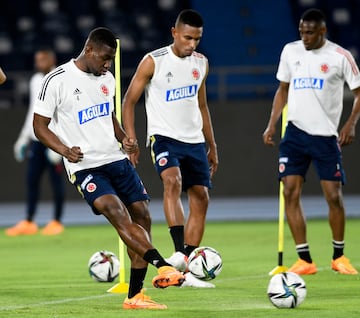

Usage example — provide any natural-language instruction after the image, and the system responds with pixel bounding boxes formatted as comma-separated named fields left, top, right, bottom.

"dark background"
left=1, top=98, right=359, bottom=202
left=1, top=0, right=360, bottom=202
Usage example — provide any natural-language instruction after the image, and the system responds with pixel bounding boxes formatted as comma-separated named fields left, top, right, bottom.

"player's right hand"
left=263, top=126, right=276, bottom=146
left=65, top=146, right=84, bottom=163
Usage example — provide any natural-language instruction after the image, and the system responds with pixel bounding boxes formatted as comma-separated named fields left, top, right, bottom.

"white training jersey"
left=33, top=59, right=127, bottom=178
left=145, top=45, right=207, bottom=143
left=277, top=39, right=360, bottom=136
left=20, top=72, right=45, bottom=141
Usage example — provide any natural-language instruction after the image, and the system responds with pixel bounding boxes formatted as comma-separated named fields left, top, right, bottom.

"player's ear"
left=171, top=27, right=177, bottom=39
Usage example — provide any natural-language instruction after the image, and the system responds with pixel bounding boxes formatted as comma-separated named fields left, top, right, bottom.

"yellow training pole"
left=107, top=39, right=129, bottom=294
left=269, top=105, right=288, bottom=275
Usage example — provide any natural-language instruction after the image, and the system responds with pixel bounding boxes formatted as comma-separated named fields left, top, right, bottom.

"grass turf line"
left=1, top=220, right=360, bottom=317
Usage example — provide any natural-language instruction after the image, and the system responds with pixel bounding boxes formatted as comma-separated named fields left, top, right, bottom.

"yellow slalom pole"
left=107, top=39, right=129, bottom=294
left=269, top=105, right=288, bottom=276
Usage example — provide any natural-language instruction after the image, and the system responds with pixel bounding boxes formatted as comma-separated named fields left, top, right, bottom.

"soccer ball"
left=88, top=250, right=120, bottom=282
left=267, top=272, right=307, bottom=308
left=187, top=246, right=223, bottom=280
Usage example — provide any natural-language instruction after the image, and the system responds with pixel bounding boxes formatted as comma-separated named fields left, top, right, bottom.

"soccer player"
left=33, top=27, right=184, bottom=309
left=263, top=8, right=360, bottom=275
left=122, top=9, right=218, bottom=287
left=0, top=66, right=6, bottom=84
left=7, top=49, right=65, bottom=236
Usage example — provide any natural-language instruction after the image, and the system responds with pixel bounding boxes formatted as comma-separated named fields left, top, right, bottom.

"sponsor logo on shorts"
left=293, top=77, right=324, bottom=90
left=166, top=85, right=197, bottom=101
left=279, top=163, right=286, bottom=173
left=80, top=174, right=93, bottom=190
left=155, top=151, right=169, bottom=161
left=78, top=102, right=110, bottom=125
left=279, top=157, right=288, bottom=163
left=159, top=157, right=168, bottom=167
left=86, top=182, right=97, bottom=193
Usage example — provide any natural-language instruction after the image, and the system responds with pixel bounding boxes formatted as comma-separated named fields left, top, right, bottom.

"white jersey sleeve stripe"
left=38, top=68, right=65, bottom=101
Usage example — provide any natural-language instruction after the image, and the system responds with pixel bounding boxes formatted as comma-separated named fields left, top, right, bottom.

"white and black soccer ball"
left=187, top=246, right=223, bottom=281
left=88, top=250, right=120, bottom=282
left=267, top=272, right=307, bottom=308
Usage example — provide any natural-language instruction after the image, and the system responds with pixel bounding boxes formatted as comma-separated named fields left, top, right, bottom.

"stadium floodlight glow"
left=269, top=105, right=288, bottom=276
left=107, top=39, right=129, bottom=294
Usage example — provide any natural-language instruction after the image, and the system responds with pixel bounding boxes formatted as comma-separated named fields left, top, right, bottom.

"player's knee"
left=163, top=174, right=182, bottom=192
left=325, top=191, right=343, bottom=208
left=282, top=186, right=301, bottom=202
left=190, top=186, right=209, bottom=205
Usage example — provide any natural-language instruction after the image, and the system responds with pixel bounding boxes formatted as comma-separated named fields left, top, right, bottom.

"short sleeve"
left=33, top=71, right=59, bottom=119
left=340, top=48, right=360, bottom=90
left=276, top=45, right=291, bottom=83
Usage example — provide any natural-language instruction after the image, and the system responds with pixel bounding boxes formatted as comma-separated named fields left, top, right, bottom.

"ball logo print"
left=88, top=250, right=120, bottom=282
left=187, top=246, right=223, bottom=281
left=267, top=272, right=307, bottom=308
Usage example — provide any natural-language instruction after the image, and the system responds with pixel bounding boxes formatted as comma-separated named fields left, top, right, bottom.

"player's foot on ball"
left=123, top=290, right=167, bottom=309
left=5, top=220, right=38, bottom=236
left=331, top=255, right=358, bottom=275
left=165, top=251, right=188, bottom=272
left=41, top=220, right=64, bottom=235
left=181, top=272, right=215, bottom=288
left=288, top=258, right=317, bottom=275
left=152, top=266, right=185, bottom=288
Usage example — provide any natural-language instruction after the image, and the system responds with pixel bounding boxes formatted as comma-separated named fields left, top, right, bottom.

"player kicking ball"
left=33, top=27, right=185, bottom=310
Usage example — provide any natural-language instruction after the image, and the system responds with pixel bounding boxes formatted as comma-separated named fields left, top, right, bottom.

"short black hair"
left=88, top=27, right=117, bottom=49
left=176, top=9, right=203, bottom=28
left=301, top=8, right=326, bottom=24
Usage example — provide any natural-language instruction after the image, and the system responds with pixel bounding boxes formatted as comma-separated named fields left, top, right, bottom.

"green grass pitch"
left=1, top=219, right=360, bottom=317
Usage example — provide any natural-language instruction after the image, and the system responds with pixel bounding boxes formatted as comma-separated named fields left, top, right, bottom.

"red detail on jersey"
left=86, top=183, right=97, bottom=193
left=320, top=63, right=329, bottom=73
left=101, top=84, right=109, bottom=96
left=336, top=47, right=359, bottom=75
left=192, top=68, right=200, bottom=80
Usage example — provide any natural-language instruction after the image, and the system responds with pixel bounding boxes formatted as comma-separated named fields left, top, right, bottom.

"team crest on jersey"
left=320, top=63, right=329, bottom=73
left=100, top=84, right=109, bottom=96
left=192, top=68, right=200, bottom=80
left=86, top=182, right=97, bottom=193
